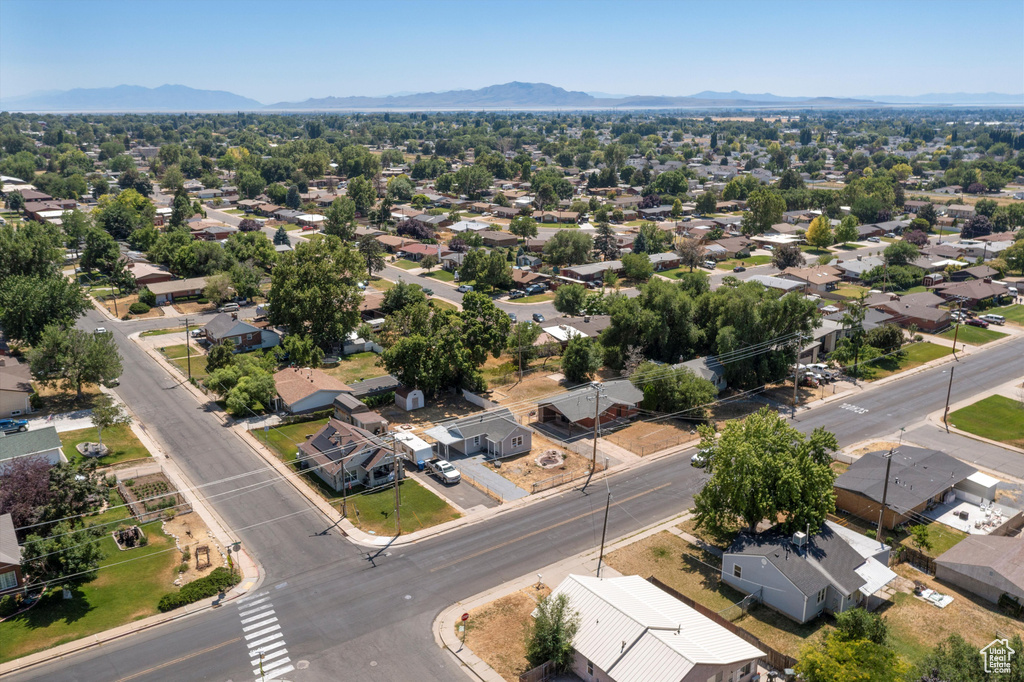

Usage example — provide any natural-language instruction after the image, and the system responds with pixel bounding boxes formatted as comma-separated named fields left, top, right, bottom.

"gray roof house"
left=721, top=522, right=897, bottom=624
left=935, top=536, right=1024, bottom=605
left=537, top=379, right=643, bottom=429
left=675, top=357, right=727, bottom=393
left=833, top=256, right=884, bottom=281
left=0, top=513, right=23, bottom=594
left=203, top=313, right=280, bottom=352
left=0, top=426, right=66, bottom=468
left=424, top=407, right=532, bottom=460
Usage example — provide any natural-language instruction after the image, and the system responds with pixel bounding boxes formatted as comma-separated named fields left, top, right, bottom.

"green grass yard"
left=862, top=342, right=953, bottom=381
left=61, top=424, right=151, bottom=466
left=715, top=255, right=771, bottom=270
left=321, top=351, right=386, bottom=384
left=158, top=344, right=191, bottom=359
left=948, top=395, right=1024, bottom=448
left=260, top=417, right=330, bottom=463
left=392, top=258, right=420, bottom=270
left=0, top=520, right=178, bottom=663
left=656, top=266, right=702, bottom=279
left=997, top=304, right=1024, bottom=325
left=425, top=270, right=455, bottom=282
left=899, top=521, right=968, bottom=558
left=170, top=355, right=209, bottom=380
left=429, top=298, right=458, bottom=311
left=799, top=246, right=831, bottom=256
left=834, top=284, right=870, bottom=300
left=938, top=325, right=1008, bottom=346
left=343, top=479, right=459, bottom=536
left=140, top=327, right=185, bottom=337
left=517, top=292, right=555, bottom=304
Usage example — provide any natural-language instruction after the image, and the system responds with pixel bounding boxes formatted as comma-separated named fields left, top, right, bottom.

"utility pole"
left=876, top=449, right=895, bottom=535
left=183, top=317, right=193, bottom=380
left=942, top=366, right=956, bottom=433
left=950, top=297, right=964, bottom=358
left=392, top=438, right=402, bottom=536
left=581, top=385, right=603, bottom=493
left=792, top=334, right=802, bottom=417
left=596, top=492, right=612, bottom=578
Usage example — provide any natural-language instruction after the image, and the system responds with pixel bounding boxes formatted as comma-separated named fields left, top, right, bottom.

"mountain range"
left=1, top=82, right=1021, bottom=112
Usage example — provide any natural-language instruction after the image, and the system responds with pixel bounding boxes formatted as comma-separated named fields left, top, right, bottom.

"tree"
left=161, top=165, right=184, bottom=194
left=237, top=218, right=261, bottom=233
left=346, top=176, right=376, bottom=214
left=960, top=214, right=992, bottom=240
left=909, top=524, right=933, bottom=551
left=771, top=243, right=804, bottom=269
left=525, top=593, right=580, bottom=672
left=806, top=215, right=834, bottom=249
left=695, top=190, right=717, bottom=215
left=357, top=234, right=386, bottom=277
left=741, top=188, right=786, bottom=236
left=206, top=339, right=236, bottom=372
left=634, top=222, right=670, bottom=254
left=285, top=185, right=301, bottom=210
left=22, top=520, right=104, bottom=586
left=80, top=227, right=120, bottom=273
left=420, top=253, right=439, bottom=272
left=322, top=196, right=356, bottom=240
left=508, top=215, right=538, bottom=240
left=797, top=632, right=906, bottom=682
left=917, top=202, right=937, bottom=226
left=0, top=455, right=53, bottom=532
left=1004, top=239, right=1024, bottom=275
left=279, top=334, right=325, bottom=368
left=864, top=323, right=905, bottom=354
left=562, top=336, right=601, bottom=384
left=28, top=325, right=123, bottom=400
left=507, top=320, right=541, bottom=374
left=553, top=283, right=587, bottom=316
left=268, top=236, right=365, bottom=349
left=833, top=608, right=889, bottom=646
left=0, top=221, right=63, bottom=281
left=6, top=190, right=25, bottom=212
left=693, top=407, right=837, bottom=534
left=94, top=189, right=155, bottom=240
left=913, top=633, right=1024, bottom=682
left=834, top=215, right=859, bottom=246
left=903, top=229, right=929, bottom=247
left=460, top=292, right=513, bottom=365
left=0, top=276, right=90, bottom=345
left=676, top=237, right=703, bottom=272
left=381, top=281, right=427, bottom=314
left=621, top=252, right=653, bottom=281
left=593, top=222, right=619, bottom=260
left=273, top=225, right=289, bottom=246
left=973, top=198, right=997, bottom=218
left=543, top=230, right=593, bottom=266
left=225, top=232, right=277, bottom=270
left=883, top=240, right=919, bottom=266
left=90, top=395, right=131, bottom=450
left=203, top=272, right=234, bottom=305
left=631, top=362, right=717, bottom=418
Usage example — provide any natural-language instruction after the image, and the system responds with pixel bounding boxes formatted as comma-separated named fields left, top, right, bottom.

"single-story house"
left=398, top=243, right=450, bottom=262
left=204, top=313, right=280, bottom=351
left=0, top=357, right=33, bottom=418
left=745, top=274, right=804, bottom=294
left=346, top=374, right=401, bottom=400
left=935, top=535, right=1024, bottom=605
left=931, top=279, right=1009, bottom=309
left=721, top=522, right=897, bottom=624
left=779, top=266, right=842, bottom=295
left=492, top=206, right=519, bottom=219
left=676, top=357, right=727, bottom=393
left=833, top=256, right=884, bottom=282
left=273, top=209, right=304, bottom=224
left=561, top=261, right=623, bottom=283
left=127, top=261, right=175, bottom=286
left=447, top=219, right=490, bottom=233
left=648, top=252, right=681, bottom=271
left=0, top=426, right=66, bottom=468
left=949, top=264, right=999, bottom=282
left=375, top=234, right=411, bottom=253
left=872, top=299, right=951, bottom=332
left=272, top=367, right=352, bottom=414
left=297, top=214, right=325, bottom=230
left=147, top=277, right=209, bottom=305
left=946, top=204, right=976, bottom=220
left=477, top=230, right=518, bottom=248
left=359, top=293, right=387, bottom=321
left=708, top=237, right=752, bottom=260
left=834, top=446, right=976, bottom=530
left=297, top=418, right=397, bottom=491
left=546, top=574, right=764, bottom=682
left=533, top=210, right=579, bottom=224
left=424, top=407, right=532, bottom=460
left=516, top=253, right=542, bottom=268
left=537, top=379, right=643, bottom=429
left=0, top=514, right=23, bottom=595
left=332, top=393, right=389, bottom=435
left=394, top=387, right=424, bottom=412
left=638, top=205, right=674, bottom=220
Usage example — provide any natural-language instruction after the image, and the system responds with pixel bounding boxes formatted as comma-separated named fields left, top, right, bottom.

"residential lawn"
left=222, top=208, right=243, bottom=215
left=343, top=478, right=459, bottom=536
left=0, top=521, right=178, bottom=663
left=158, top=344, right=192, bottom=359
left=896, top=285, right=927, bottom=294
left=170, top=355, right=209, bottom=381
left=140, top=327, right=185, bottom=337
left=898, top=521, right=968, bottom=558
left=948, top=394, right=1024, bottom=448
left=881, top=237, right=898, bottom=243
left=997, top=304, right=1024, bottom=325
left=429, top=298, right=458, bottom=311
left=392, top=258, right=420, bottom=270
left=517, top=292, right=555, bottom=304
left=623, top=220, right=647, bottom=227
left=425, top=269, right=455, bottom=282
left=31, top=382, right=105, bottom=416
left=937, top=325, right=1008, bottom=346
left=715, top=255, right=772, bottom=270
left=259, top=417, right=330, bottom=463
left=321, top=351, right=385, bottom=384
left=800, top=246, right=831, bottom=255
left=834, top=284, right=870, bottom=299
left=369, top=277, right=395, bottom=291
left=657, top=266, right=701, bottom=279
left=861, top=342, right=953, bottom=381
left=61, top=424, right=151, bottom=466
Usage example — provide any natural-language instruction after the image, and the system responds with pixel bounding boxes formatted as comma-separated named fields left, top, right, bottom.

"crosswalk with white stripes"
left=236, top=591, right=294, bottom=680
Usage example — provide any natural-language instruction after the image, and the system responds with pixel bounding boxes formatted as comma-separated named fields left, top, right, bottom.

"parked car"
left=965, top=318, right=989, bottom=328
left=884, top=232, right=897, bottom=238
left=426, top=458, right=461, bottom=484
left=508, top=312, right=517, bottom=323
left=532, top=313, right=545, bottom=323
left=422, top=288, right=434, bottom=296
left=220, top=302, right=240, bottom=313
left=866, top=236, right=881, bottom=243
left=733, top=266, right=746, bottom=273
left=702, top=260, right=717, bottom=269
left=93, top=327, right=107, bottom=335
left=979, top=314, right=1005, bottom=325
left=508, top=290, right=526, bottom=299
left=191, top=328, right=204, bottom=338
left=951, top=311, right=968, bottom=322
left=690, top=448, right=713, bottom=468
left=0, top=418, right=28, bottom=434
left=456, top=285, right=473, bottom=293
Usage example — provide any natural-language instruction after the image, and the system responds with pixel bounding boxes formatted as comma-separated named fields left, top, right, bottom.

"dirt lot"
left=379, top=393, right=479, bottom=428
left=172, top=300, right=217, bottom=315
left=161, top=512, right=227, bottom=585
left=31, top=381, right=105, bottom=415
left=487, top=433, right=599, bottom=492
left=460, top=585, right=551, bottom=682
left=101, top=293, right=165, bottom=319
left=847, top=440, right=903, bottom=458
left=605, top=419, right=699, bottom=456
left=487, top=366, right=566, bottom=407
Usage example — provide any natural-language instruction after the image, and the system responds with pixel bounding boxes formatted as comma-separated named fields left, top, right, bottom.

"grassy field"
left=715, top=255, right=772, bottom=270
left=948, top=395, right=1024, bottom=448
left=392, top=259, right=420, bottom=270
left=170, top=355, right=209, bottom=380
left=343, top=478, right=459, bottom=536
left=800, top=246, right=832, bottom=255
left=322, top=351, right=385, bottom=384
left=862, top=342, right=953, bottom=381
left=834, top=284, right=870, bottom=299
left=938, top=325, right=1008, bottom=346
left=0, top=520, right=178, bottom=663
left=657, top=266, right=703, bottom=279
left=425, top=270, right=455, bottom=282
left=61, top=424, right=152, bottom=466
left=997, top=304, right=1024, bottom=325
left=260, top=417, right=330, bottom=463
left=460, top=585, right=551, bottom=681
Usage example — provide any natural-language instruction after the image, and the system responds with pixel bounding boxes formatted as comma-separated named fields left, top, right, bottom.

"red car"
left=965, top=318, right=989, bottom=328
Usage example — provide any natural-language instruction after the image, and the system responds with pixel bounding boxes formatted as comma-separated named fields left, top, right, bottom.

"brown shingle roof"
left=274, top=367, right=351, bottom=407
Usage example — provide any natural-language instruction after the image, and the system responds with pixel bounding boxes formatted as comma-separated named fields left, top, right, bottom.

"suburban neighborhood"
left=0, top=3, right=1023, bottom=681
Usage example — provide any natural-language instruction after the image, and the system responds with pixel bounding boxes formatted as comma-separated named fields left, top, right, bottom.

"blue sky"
left=2, top=0, right=1021, bottom=102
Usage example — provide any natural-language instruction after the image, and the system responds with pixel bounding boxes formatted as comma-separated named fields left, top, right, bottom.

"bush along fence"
left=157, top=567, right=240, bottom=612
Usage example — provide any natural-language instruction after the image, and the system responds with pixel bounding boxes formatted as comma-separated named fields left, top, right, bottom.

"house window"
left=733, top=564, right=742, bottom=579
left=0, top=570, right=16, bottom=591
left=741, top=662, right=752, bottom=676
left=817, top=588, right=827, bottom=603
left=472, top=436, right=480, bottom=446
left=246, top=333, right=253, bottom=341
left=587, top=660, right=594, bottom=675
left=707, top=673, right=723, bottom=682
left=511, top=436, right=523, bottom=448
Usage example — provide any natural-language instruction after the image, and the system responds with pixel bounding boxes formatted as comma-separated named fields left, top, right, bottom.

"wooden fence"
left=518, top=660, right=555, bottom=682
left=647, top=577, right=798, bottom=673
left=890, top=546, right=936, bottom=574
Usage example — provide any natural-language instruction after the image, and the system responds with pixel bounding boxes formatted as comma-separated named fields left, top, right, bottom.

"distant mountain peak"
left=0, top=84, right=263, bottom=112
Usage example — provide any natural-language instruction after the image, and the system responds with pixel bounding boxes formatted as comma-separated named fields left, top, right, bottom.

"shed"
left=394, top=387, right=425, bottom=412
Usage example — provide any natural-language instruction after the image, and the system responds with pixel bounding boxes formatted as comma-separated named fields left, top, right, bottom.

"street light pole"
left=877, top=449, right=895, bottom=534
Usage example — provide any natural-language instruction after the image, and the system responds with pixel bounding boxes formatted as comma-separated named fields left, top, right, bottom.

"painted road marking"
left=242, top=616, right=278, bottom=631
left=840, top=402, right=869, bottom=414
left=236, top=590, right=269, bottom=605
left=240, top=608, right=275, bottom=625
left=264, top=664, right=294, bottom=680
left=243, top=624, right=281, bottom=641
left=253, top=657, right=292, bottom=676
left=246, top=632, right=285, bottom=649
left=238, top=597, right=293, bottom=680
left=249, top=638, right=287, bottom=658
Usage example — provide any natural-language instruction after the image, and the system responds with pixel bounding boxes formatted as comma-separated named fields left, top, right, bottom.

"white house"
left=546, top=574, right=764, bottom=682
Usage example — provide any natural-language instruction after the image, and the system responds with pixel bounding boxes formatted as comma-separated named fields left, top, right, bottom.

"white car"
left=426, top=458, right=461, bottom=484
left=93, top=327, right=107, bottom=334
left=690, top=448, right=713, bottom=468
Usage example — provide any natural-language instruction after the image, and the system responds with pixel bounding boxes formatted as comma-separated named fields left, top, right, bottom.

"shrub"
left=177, top=563, right=189, bottom=574
left=138, top=287, right=157, bottom=307
left=197, top=297, right=209, bottom=304
left=181, top=547, right=191, bottom=562
left=157, top=567, right=240, bottom=612
left=0, top=594, right=20, bottom=618
left=129, top=302, right=151, bottom=315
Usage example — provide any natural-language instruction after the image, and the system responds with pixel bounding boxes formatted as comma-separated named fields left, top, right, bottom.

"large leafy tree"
left=543, top=230, right=593, bottom=266
left=268, top=236, right=366, bottom=349
left=771, top=243, right=804, bottom=269
left=323, top=196, right=357, bottom=240
left=0, top=277, right=90, bottom=345
left=633, top=222, right=670, bottom=254
left=562, top=336, right=602, bottom=383
left=0, top=221, right=63, bottom=281
left=28, top=325, right=123, bottom=400
left=508, top=215, right=538, bottom=240
left=805, top=215, right=834, bottom=249
left=80, top=227, right=121, bottom=273
left=796, top=632, right=906, bottom=682
left=593, top=221, right=619, bottom=260
left=913, top=633, right=1024, bottom=682
left=0, top=455, right=53, bottom=532
left=883, top=239, right=919, bottom=266
left=357, top=234, right=386, bottom=277
left=631, top=361, right=717, bottom=418
left=94, top=188, right=155, bottom=240
left=90, top=395, right=132, bottom=450
left=225, top=232, right=276, bottom=270
left=22, top=521, right=105, bottom=586
left=460, top=291, right=512, bottom=365
left=526, top=593, right=580, bottom=672
left=740, top=188, right=785, bottom=236
left=834, top=215, right=860, bottom=246
left=554, top=283, right=588, bottom=316
left=693, top=407, right=838, bottom=534
left=346, top=176, right=376, bottom=214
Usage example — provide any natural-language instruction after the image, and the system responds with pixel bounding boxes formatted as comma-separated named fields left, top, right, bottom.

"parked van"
left=979, top=314, right=1005, bottom=325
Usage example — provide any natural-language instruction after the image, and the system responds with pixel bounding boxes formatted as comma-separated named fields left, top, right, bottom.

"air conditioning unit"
left=792, top=531, right=808, bottom=548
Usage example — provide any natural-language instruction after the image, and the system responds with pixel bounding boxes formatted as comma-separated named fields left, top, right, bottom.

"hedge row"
left=157, top=567, right=239, bottom=612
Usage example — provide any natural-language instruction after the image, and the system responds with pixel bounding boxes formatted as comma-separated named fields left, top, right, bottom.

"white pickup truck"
left=426, top=458, right=461, bottom=484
